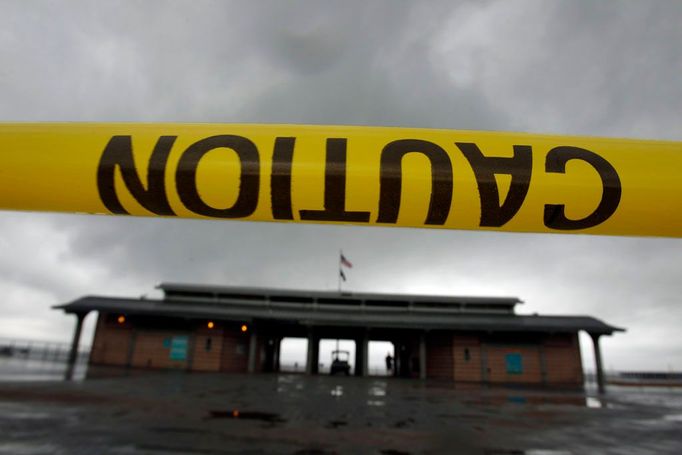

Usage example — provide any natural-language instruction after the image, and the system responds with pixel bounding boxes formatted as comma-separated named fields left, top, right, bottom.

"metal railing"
left=0, top=337, right=90, bottom=363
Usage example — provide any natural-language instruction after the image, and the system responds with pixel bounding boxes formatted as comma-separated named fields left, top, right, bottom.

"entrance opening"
left=279, top=337, right=308, bottom=373
left=368, top=341, right=395, bottom=376
left=318, top=339, right=356, bottom=375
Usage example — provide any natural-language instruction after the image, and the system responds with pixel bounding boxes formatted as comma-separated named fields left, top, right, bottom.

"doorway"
left=318, top=339, right=356, bottom=375
left=368, top=341, right=395, bottom=376
left=279, top=337, right=308, bottom=373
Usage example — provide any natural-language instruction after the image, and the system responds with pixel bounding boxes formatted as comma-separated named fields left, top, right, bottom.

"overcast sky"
left=0, top=0, right=681, bottom=371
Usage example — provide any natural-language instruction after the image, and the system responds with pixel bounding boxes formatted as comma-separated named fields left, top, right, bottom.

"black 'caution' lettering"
left=96, top=134, right=622, bottom=230
left=544, top=146, right=622, bottom=230
left=377, top=139, right=453, bottom=225
left=456, top=142, right=532, bottom=227
left=97, top=135, right=176, bottom=216
left=176, top=135, right=260, bottom=218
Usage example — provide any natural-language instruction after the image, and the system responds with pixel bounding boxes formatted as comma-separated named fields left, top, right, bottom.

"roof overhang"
left=54, top=295, right=624, bottom=335
left=157, top=282, right=524, bottom=306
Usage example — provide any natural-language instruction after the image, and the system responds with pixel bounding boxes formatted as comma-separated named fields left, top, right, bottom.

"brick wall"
left=130, top=330, right=189, bottom=370
left=485, top=345, right=543, bottom=384
left=89, top=315, right=584, bottom=385
left=543, top=333, right=583, bottom=385
left=89, top=313, right=132, bottom=366
left=191, top=328, right=224, bottom=372
left=452, top=335, right=482, bottom=382
left=90, top=315, right=252, bottom=372
left=426, top=333, right=454, bottom=379
left=220, top=328, right=249, bottom=373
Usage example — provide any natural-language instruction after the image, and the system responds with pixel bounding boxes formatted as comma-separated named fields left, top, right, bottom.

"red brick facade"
left=220, top=329, right=249, bottom=373
left=90, top=313, right=584, bottom=385
left=452, top=335, right=483, bottom=382
left=191, top=327, right=223, bottom=372
left=89, top=314, right=133, bottom=366
left=426, top=333, right=454, bottom=379
left=89, top=313, right=251, bottom=373
left=428, top=332, right=583, bottom=386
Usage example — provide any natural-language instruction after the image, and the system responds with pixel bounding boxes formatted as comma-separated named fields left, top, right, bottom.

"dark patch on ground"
left=208, top=409, right=285, bottom=424
left=291, top=449, right=337, bottom=455
left=325, top=420, right=347, bottom=429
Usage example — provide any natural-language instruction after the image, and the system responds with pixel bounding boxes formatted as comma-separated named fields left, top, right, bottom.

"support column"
left=247, top=330, right=258, bottom=373
left=64, top=312, right=87, bottom=380
left=363, top=335, right=369, bottom=377
left=274, top=337, right=281, bottom=372
left=355, top=332, right=368, bottom=377
left=393, top=340, right=400, bottom=377
left=354, top=337, right=363, bottom=376
left=306, top=329, right=319, bottom=374
left=590, top=333, right=605, bottom=394
left=419, top=332, right=427, bottom=380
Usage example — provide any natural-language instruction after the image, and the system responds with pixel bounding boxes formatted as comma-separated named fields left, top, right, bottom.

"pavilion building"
left=55, top=283, right=623, bottom=392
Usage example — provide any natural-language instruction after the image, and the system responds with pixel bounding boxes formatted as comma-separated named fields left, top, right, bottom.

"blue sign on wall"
left=505, top=353, right=523, bottom=374
left=169, top=335, right=189, bottom=361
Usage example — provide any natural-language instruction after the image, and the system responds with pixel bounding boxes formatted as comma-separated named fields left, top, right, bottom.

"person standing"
left=385, top=352, right=393, bottom=373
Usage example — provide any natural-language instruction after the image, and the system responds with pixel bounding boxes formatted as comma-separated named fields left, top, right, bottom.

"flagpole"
left=338, top=249, right=342, bottom=293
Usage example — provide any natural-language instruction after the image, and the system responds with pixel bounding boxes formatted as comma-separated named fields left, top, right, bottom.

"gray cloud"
left=0, top=0, right=681, bottom=371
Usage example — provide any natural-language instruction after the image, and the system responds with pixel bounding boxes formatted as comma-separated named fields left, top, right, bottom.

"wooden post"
left=64, top=312, right=87, bottom=380
left=419, top=332, right=427, bottom=380
left=306, top=329, right=317, bottom=374
left=247, top=330, right=258, bottom=373
left=590, top=333, right=605, bottom=394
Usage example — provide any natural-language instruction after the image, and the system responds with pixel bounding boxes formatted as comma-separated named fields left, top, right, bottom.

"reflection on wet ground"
left=0, top=370, right=680, bottom=454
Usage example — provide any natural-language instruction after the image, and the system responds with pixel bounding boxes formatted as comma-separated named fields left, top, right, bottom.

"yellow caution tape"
left=0, top=123, right=680, bottom=237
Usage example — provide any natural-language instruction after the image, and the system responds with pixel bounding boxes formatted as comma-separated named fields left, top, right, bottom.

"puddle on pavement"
left=151, top=426, right=211, bottom=435
left=207, top=409, right=285, bottom=424
left=291, top=449, right=336, bottom=455
left=486, top=451, right=573, bottom=455
left=392, top=417, right=415, bottom=428
left=325, top=419, right=347, bottom=429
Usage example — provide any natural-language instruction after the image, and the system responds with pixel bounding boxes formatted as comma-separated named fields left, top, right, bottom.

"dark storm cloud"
left=0, top=0, right=681, bottom=370
left=431, top=0, right=682, bottom=138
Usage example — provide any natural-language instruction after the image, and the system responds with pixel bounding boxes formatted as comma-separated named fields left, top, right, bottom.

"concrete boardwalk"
left=0, top=371, right=680, bottom=454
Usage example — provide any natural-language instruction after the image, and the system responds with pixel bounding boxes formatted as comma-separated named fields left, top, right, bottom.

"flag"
left=340, top=269, right=347, bottom=281
left=340, top=253, right=353, bottom=268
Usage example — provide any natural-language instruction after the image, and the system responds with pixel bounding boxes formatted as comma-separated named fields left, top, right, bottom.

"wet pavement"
left=0, top=371, right=680, bottom=454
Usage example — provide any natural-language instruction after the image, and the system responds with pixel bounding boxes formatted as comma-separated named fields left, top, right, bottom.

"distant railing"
left=616, top=371, right=682, bottom=381
left=0, top=337, right=90, bottom=363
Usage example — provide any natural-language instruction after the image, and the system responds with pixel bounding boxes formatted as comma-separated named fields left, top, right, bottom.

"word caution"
left=97, top=134, right=622, bottom=230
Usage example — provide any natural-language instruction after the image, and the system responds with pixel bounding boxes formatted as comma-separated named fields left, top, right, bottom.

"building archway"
left=318, top=339, right=356, bottom=374
left=279, top=337, right=308, bottom=373
left=368, top=341, right=395, bottom=376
